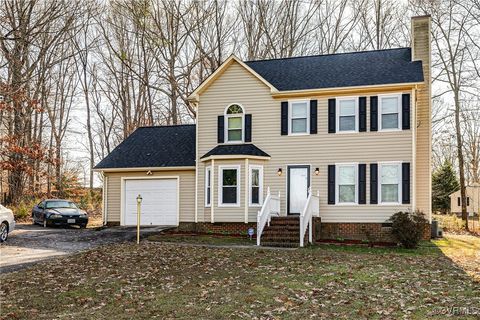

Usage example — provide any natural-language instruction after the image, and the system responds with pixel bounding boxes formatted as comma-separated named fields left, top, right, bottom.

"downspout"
left=245, top=159, right=249, bottom=223
left=211, top=159, right=215, bottom=223
left=102, top=171, right=108, bottom=226
left=412, top=86, right=417, bottom=214
left=193, top=101, right=199, bottom=223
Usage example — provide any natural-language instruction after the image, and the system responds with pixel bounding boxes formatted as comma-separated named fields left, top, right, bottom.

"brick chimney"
left=411, top=15, right=432, bottom=219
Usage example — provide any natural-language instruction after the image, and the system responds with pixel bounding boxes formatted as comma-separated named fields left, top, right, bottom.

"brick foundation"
left=317, top=222, right=431, bottom=242
left=109, top=220, right=431, bottom=242
left=175, top=222, right=256, bottom=235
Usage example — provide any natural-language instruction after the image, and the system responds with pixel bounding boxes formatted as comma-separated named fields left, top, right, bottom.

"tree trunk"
left=454, top=90, right=468, bottom=230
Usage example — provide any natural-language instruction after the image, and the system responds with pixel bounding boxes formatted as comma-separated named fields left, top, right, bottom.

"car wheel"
left=43, top=219, right=48, bottom=228
left=0, top=222, right=8, bottom=242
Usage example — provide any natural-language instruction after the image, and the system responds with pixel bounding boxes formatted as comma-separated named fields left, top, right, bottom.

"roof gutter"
left=93, top=166, right=196, bottom=173
left=200, top=155, right=270, bottom=162
left=271, top=82, right=424, bottom=99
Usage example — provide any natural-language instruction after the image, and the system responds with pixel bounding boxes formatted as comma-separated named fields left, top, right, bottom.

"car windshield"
left=45, top=201, right=77, bottom=209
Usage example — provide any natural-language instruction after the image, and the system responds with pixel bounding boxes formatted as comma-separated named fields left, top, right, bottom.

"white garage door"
left=124, top=178, right=178, bottom=226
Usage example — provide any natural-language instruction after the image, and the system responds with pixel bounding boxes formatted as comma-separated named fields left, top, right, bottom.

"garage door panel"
left=124, top=179, right=178, bottom=226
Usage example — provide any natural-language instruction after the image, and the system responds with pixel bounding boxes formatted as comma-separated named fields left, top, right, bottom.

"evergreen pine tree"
left=432, top=160, right=460, bottom=213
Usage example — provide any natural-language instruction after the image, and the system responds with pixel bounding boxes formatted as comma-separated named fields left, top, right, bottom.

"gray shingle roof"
left=94, top=125, right=195, bottom=169
left=245, top=48, right=424, bottom=91
left=201, top=144, right=270, bottom=159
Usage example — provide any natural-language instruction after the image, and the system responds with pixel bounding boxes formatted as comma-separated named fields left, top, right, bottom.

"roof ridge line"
left=245, top=47, right=411, bottom=63
left=138, top=124, right=196, bottom=129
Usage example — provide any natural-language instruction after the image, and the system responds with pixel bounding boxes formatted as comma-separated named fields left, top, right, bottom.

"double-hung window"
left=205, top=166, right=211, bottom=207
left=249, top=165, right=263, bottom=206
left=379, top=95, right=401, bottom=130
left=225, top=104, right=244, bottom=142
left=219, top=166, right=240, bottom=206
left=289, top=101, right=309, bottom=134
left=336, top=98, right=357, bottom=132
left=336, top=164, right=357, bottom=204
left=379, top=163, right=401, bottom=204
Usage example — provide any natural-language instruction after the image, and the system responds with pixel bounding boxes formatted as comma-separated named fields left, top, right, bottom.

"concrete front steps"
left=261, top=216, right=302, bottom=248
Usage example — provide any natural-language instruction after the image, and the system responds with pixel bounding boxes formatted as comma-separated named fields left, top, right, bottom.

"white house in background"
left=450, top=183, right=480, bottom=216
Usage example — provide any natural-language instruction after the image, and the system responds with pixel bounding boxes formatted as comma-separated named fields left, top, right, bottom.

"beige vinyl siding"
left=197, top=60, right=415, bottom=223
left=104, top=170, right=195, bottom=223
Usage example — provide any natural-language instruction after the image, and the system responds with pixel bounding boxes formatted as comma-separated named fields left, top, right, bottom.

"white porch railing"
left=257, top=187, right=280, bottom=246
left=299, top=187, right=320, bottom=247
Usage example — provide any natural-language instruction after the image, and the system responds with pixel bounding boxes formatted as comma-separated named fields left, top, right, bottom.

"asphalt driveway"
left=0, top=224, right=167, bottom=274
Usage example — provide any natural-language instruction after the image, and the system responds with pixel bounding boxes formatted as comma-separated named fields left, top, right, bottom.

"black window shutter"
left=281, top=101, right=288, bottom=135
left=328, top=99, right=336, bottom=133
left=358, top=164, right=366, bottom=204
left=467, top=197, right=470, bottom=206
left=402, top=162, right=410, bottom=204
left=217, top=115, right=224, bottom=143
left=328, top=165, right=335, bottom=204
left=458, top=197, right=460, bottom=206
left=402, top=94, right=411, bottom=130
left=245, top=114, right=252, bottom=142
left=310, top=100, right=318, bottom=134
left=370, top=96, right=378, bottom=132
left=359, top=97, right=367, bottom=132
left=370, top=163, right=378, bottom=204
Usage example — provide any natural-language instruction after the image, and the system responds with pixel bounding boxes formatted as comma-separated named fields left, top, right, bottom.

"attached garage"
left=122, top=178, right=179, bottom=226
left=93, top=125, right=196, bottom=226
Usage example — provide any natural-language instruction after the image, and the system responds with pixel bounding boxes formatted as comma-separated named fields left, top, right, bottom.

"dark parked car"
left=32, top=199, right=88, bottom=228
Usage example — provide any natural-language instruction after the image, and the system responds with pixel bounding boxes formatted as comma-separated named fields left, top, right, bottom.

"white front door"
left=288, top=166, right=310, bottom=215
left=123, top=178, right=178, bottom=226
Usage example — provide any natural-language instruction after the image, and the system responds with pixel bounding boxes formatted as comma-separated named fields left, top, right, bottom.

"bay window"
left=219, top=165, right=240, bottom=206
left=205, top=166, right=211, bottom=207
left=249, top=165, right=263, bottom=206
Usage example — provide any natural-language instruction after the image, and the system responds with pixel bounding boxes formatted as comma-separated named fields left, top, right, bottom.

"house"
left=449, top=183, right=480, bottom=217
left=94, top=16, right=432, bottom=246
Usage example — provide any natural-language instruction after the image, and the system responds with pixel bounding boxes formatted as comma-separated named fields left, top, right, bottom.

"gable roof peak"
left=187, top=54, right=278, bottom=102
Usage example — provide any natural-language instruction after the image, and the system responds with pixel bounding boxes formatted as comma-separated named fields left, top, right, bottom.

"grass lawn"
left=1, top=234, right=479, bottom=319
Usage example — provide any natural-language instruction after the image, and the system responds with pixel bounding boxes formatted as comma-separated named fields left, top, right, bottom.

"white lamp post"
left=136, top=194, right=142, bottom=244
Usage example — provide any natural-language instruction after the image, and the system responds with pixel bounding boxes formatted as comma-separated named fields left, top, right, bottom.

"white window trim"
left=288, top=100, right=310, bottom=135
left=218, top=165, right=241, bottom=207
left=248, top=165, right=264, bottom=207
left=224, top=104, right=245, bottom=144
left=378, top=161, right=402, bottom=205
left=336, top=96, right=359, bottom=133
left=335, top=163, right=358, bottom=205
left=205, top=166, right=211, bottom=207
left=378, top=94, right=402, bottom=132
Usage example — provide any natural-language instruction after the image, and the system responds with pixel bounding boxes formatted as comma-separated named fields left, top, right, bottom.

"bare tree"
left=351, top=0, right=410, bottom=51
left=413, top=0, right=479, bottom=229
left=72, top=0, right=100, bottom=194
left=462, top=99, right=480, bottom=184
left=0, top=0, right=82, bottom=203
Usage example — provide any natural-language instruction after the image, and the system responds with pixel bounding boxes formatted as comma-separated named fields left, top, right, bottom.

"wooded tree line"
left=0, top=0, right=479, bottom=220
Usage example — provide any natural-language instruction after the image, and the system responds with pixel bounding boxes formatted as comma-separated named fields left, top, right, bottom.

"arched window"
left=225, top=104, right=244, bottom=142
